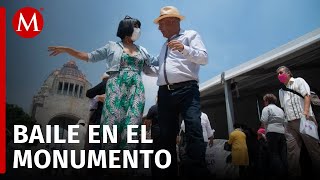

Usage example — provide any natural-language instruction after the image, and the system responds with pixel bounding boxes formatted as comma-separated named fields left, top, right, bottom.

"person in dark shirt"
left=84, top=72, right=109, bottom=175
left=146, top=97, right=160, bottom=176
left=86, top=72, right=109, bottom=126
left=147, top=104, right=160, bottom=141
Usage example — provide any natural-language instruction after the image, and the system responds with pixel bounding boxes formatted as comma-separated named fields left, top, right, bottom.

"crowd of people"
left=46, top=5, right=320, bottom=178
left=48, top=5, right=209, bottom=176
left=224, top=66, right=320, bottom=178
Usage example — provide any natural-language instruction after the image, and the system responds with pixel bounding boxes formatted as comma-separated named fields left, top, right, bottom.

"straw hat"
left=154, top=6, right=185, bottom=24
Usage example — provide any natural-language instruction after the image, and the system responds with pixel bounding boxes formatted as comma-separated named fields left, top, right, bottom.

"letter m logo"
left=17, top=12, right=40, bottom=32
left=12, top=7, right=44, bottom=38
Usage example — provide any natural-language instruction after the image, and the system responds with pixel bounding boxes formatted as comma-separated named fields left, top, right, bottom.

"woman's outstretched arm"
left=48, top=46, right=89, bottom=61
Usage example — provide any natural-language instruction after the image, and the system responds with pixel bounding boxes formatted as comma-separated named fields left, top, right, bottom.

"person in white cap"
left=152, top=6, right=209, bottom=176
left=87, top=72, right=109, bottom=112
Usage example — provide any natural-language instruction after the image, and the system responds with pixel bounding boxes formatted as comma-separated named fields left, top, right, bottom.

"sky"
left=4, top=0, right=320, bottom=115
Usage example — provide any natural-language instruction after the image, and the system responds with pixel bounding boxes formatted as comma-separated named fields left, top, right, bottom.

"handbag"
left=224, top=141, right=232, bottom=151
left=299, top=116, right=319, bottom=140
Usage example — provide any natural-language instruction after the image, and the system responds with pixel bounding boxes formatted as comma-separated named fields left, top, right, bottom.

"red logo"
left=12, top=7, right=44, bottom=38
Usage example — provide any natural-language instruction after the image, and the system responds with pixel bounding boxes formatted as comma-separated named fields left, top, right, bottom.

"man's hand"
left=167, top=40, right=184, bottom=52
left=303, top=111, right=310, bottom=119
left=208, top=137, right=214, bottom=147
left=303, top=95, right=311, bottom=120
left=96, top=94, right=106, bottom=102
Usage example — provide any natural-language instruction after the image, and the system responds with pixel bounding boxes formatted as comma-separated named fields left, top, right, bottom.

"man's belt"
left=160, top=80, right=198, bottom=91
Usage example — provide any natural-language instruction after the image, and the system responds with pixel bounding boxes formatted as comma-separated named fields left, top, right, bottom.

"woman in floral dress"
left=103, top=47, right=147, bottom=150
left=48, top=16, right=157, bottom=153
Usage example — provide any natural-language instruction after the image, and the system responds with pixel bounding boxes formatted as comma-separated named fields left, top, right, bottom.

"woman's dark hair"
left=263, top=93, right=277, bottom=105
left=116, top=15, right=141, bottom=40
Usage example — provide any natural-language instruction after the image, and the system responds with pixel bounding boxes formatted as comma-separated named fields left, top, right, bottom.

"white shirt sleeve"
left=279, top=89, right=284, bottom=108
left=202, top=113, right=214, bottom=138
left=260, top=107, right=269, bottom=123
left=180, top=31, right=208, bottom=65
left=296, top=77, right=311, bottom=97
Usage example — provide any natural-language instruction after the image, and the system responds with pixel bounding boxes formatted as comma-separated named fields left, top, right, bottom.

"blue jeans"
left=157, top=83, right=207, bottom=176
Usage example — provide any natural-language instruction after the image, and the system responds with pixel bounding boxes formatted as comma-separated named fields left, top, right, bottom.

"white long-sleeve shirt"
left=181, top=112, right=214, bottom=142
left=156, top=29, right=208, bottom=86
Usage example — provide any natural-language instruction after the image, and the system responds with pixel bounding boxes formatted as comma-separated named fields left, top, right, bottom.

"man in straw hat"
left=153, top=6, right=209, bottom=176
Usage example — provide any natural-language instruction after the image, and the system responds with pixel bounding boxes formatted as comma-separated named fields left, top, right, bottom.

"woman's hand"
left=48, top=46, right=69, bottom=56
left=48, top=46, right=89, bottom=61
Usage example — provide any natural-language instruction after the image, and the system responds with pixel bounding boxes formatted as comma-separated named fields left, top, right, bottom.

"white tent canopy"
left=199, top=28, right=320, bottom=138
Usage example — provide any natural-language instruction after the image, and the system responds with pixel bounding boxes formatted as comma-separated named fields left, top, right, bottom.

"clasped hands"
left=167, top=40, right=184, bottom=52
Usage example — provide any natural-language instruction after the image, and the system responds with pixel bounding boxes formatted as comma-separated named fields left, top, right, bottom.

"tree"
left=6, top=103, right=37, bottom=144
